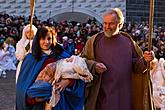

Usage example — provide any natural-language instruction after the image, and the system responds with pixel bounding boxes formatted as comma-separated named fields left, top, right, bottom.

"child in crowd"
left=15, top=24, right=37, bottom=82
left=0, top=39, right=16, bottom=78
left=150, top=58, right=165, bottom=110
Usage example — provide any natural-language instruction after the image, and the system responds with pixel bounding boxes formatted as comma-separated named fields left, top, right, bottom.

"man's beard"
left=104, top=29, right=113, bottom=38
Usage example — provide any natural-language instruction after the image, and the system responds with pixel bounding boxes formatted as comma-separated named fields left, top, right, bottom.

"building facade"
left=0, top=0, right=165, bottom=27
left=126, top=0, right=165, bottom=27
left=0, top=0, right=126, bottom=23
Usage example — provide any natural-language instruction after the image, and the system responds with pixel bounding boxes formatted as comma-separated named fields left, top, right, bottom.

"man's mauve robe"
left=94, top=34, right=146, bottom=110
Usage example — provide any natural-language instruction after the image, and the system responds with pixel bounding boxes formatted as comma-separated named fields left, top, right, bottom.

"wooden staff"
left=147, top=0, right=155, bottom=109
left=30, top=0, right=35, bottom=40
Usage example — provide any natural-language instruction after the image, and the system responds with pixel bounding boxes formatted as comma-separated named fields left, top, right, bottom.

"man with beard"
left=81, top=8, right=155, bottom=110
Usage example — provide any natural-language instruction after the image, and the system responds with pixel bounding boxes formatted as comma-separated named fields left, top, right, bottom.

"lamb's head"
left=72, top=56, right=93, bottom=82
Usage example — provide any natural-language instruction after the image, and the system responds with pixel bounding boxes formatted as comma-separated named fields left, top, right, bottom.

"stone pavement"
left=0, top=70, right=16, bottom=110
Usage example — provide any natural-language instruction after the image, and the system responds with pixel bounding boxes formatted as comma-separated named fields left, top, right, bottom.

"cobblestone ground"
left=0, top=70, right=16, bottom=110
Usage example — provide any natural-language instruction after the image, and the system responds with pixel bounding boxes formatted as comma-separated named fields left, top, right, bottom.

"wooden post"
left=30, top=0, right=35, bottom=40
left=147, top=0, right=155, bottom=109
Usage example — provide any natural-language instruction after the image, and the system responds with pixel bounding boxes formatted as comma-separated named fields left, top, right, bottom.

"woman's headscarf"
left=21, top=24, right=37, bottom=41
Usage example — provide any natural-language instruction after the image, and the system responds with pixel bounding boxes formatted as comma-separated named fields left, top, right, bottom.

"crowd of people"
left=0, top=14, right=163, bottom=72
left=0, top=8, right=164, bottom=110
left=0, top=12, right=164, bottom=59
left=121, top=22, right=165, bottom=59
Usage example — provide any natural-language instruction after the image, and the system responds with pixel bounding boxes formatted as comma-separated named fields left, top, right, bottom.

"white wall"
left=0, top=0, right=126, bottom=22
